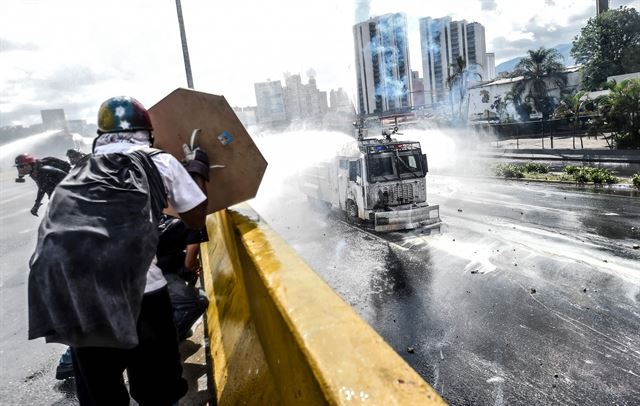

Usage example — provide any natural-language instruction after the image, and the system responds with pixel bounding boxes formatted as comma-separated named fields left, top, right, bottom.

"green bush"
left=590, top=169, right=608, bottom=184
left=494, top=163, right=524, bottom=178
left=633, top=173, right=640, bottom=189
left=574, top=168, right=589, bottom=183
left=569, top=166, right=619, bottom=184
left=564, top=165, right=579, bottom=175
left=524, top=162, right=549, bottom=174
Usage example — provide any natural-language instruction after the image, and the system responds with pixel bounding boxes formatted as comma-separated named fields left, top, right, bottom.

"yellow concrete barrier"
left=200, top=204, right=446, bottom=405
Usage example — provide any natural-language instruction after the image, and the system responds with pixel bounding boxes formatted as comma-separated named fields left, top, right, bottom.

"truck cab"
left=337, top=136, right=440, bottom=231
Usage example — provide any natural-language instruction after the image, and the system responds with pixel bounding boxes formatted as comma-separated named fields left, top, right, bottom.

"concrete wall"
left=200, top=205, right=446, bottom=405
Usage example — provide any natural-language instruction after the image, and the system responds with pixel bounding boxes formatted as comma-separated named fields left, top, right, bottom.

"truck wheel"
left=345, top=200, right=358, bottom=224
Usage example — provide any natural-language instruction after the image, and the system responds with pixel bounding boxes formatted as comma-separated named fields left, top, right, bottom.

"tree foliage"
left=571, top=6, right=640, bottom=90
left=554, top=91, right=589, bottom=148
left=490, top=95, right=508, bottom=121
left=510, top=47, right=566, bottom=120
left=597, top=79, right=640, bottom=149
left=447, top=56, right=482, bottom=123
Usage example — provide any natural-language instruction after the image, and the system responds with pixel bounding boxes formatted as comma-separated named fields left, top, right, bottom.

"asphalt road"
left=0, top=173, right=78, bottom=405
left=251, top=174, right=640, bottom=405
left=0, top=173, right=208, bottom=406
left=1, top=167, right=639, bottom=405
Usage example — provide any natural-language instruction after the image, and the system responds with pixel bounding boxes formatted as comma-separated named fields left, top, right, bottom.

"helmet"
left=97, top=96, right=152, bottom=134
left=14, top=153, right=36, bottom=166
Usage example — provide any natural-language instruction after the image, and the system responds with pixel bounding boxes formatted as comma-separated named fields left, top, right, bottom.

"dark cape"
left=28, top=149, right=167, bottom=348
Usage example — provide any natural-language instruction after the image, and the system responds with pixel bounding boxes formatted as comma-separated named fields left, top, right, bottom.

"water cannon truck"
left=300, top=119, right=441, bottom=232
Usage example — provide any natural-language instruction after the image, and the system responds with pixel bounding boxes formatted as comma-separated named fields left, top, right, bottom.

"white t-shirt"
left=94, top=141, right=207, bottom=293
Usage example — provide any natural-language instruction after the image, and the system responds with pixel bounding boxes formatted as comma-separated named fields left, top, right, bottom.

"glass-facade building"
left=353, top=13, right=412, bottom=116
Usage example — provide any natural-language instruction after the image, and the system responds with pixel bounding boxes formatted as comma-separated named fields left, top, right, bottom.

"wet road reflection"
left=254, top=174, right=640, bottom=405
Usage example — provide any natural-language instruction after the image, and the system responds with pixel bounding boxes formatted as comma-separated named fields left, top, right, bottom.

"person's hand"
left=30, top=205, right=40, bottom=217
left=182, top=143, right=210, bottom=184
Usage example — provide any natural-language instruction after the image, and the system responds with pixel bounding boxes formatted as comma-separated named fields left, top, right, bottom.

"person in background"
left=14, top=153, right=70, bottom=216
left=14, top=152, right=75, bottom=378
left=157, top=147, right=211, bottom=341
left=157, top=213, right=209, bottom=342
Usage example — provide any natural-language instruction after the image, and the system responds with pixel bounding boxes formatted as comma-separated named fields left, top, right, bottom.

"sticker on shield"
left=218, top=131, right=233, bottom=145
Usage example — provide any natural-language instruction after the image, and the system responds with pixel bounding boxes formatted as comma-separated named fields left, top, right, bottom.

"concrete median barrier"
left=200, top=203, right=446, bottom=405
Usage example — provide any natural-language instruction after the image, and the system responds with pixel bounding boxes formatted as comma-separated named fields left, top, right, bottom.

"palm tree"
left=510, top=47, right=566, bottom=120
left=447, top=56, right=482, bottom=123
left=597, top=79, right=640, bottom=149
left=554, top=91, right=587, bottom=149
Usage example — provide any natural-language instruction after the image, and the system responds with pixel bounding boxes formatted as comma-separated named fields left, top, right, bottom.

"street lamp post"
left=175, top=0, right=194, bottom=89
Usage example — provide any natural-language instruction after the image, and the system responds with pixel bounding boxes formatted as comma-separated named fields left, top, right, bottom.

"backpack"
left=40, top=156, right=71, bottom=174
left=28, top=148, right=167, bottom=349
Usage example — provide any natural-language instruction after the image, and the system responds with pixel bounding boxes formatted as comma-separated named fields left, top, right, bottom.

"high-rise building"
left=283, top=72, right=326, bottom=120
left=596, top=0, right=608, bottom=14
left=233, top=106, right=258, bottom=128
left=40, top=109, right=67, bottom=130
left=254, top=80, right=287, bottom=124
left=410, top=71, right=426, bottom=107
left=330, top=88, right=353, bottom=112
left=353, top=13, right=412, bottom=116
left=419, top=17, right=450, bottom=106
left=486, top=52, right=496, bottom=80
left=283, top=73, right=304, bottom=121
left=467, top=22, right=487, bottom=79
left=419, top=17, right=487, bottom=105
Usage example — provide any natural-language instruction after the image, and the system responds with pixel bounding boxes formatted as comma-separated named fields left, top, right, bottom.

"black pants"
left=71, top=287, right=188, bottom=406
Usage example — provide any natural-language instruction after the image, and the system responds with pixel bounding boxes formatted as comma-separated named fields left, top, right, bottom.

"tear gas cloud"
left=248, top=124, right=493, bottom=218
left=0, top=130, right=93, bottom=171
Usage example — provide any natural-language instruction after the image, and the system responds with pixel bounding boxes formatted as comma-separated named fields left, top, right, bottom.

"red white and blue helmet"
left=97, top=96, right=153, bottom=134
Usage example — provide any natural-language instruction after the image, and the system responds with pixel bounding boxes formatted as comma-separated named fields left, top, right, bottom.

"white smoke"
left=0, top=130, right=93, bottom=171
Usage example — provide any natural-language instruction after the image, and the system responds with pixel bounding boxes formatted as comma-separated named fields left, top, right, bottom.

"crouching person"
left=28, top=96, right=208, bottom=406
left=157, top=213, right=210, bottom=341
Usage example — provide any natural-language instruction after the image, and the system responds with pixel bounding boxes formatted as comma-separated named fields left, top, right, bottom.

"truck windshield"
left=367, top=154, right=396, bottom=181
left=397, top=152, right=424, bottom=178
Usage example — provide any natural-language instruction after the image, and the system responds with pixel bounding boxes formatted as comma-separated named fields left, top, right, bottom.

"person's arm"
left=178, top=173, right=208, bottom=229
left=31, top=189, right=45, bottom=216
left=154, top=153, right=208, bottom=230
left=179, top=203, right=207, bottom=230
left=184, top=243, right=200, bottom=272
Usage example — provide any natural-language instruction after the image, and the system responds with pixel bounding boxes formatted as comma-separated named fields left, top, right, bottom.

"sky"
left=0, top=0, right=637, bottom=127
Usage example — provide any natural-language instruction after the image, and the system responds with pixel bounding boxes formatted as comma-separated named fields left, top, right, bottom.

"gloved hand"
left=182, top=144, right=210, bottom=182
left=30, top=204, right=40, bottom=217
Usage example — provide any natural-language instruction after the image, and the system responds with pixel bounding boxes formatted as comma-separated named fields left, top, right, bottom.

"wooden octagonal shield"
left=149, top=88, right=267, bottom=214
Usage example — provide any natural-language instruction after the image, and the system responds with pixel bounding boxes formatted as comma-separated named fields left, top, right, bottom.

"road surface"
left=252, top=174, right=640, bottom=405
left=1, top=167, right=638, bottom=405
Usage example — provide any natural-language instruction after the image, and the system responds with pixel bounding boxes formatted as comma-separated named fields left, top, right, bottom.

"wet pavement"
left=0, top=173, right=73, bottom=405
left=252, top=174, right=640, bottom=405
left=0, top=173, right=209, bottom=405
left=1, top=150, right=639, bottom=404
